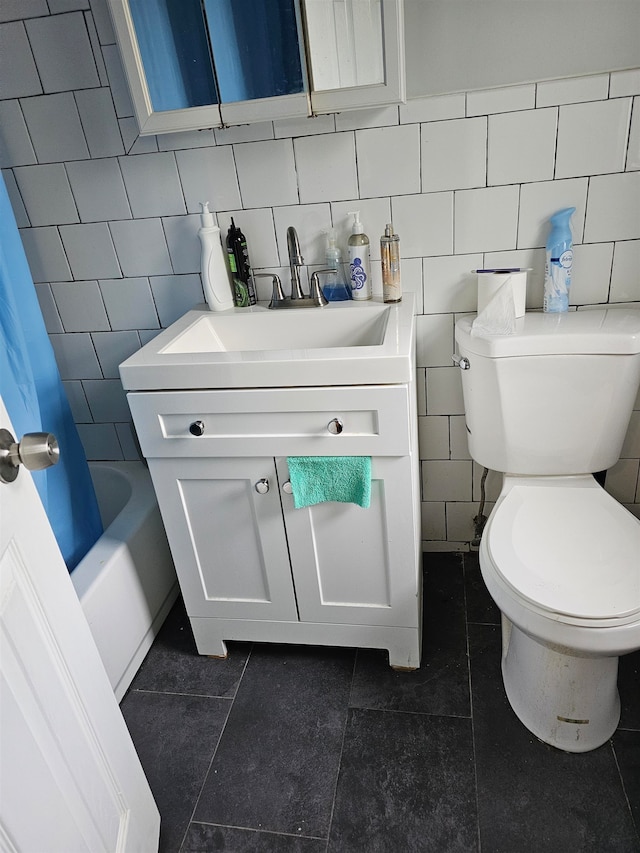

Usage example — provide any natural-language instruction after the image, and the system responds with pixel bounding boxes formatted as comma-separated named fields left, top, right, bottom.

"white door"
left=0, top=398, right=159, bottom=853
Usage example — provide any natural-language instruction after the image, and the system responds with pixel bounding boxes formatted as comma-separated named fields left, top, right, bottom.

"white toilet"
left=455, top=307, right=640, bottom=753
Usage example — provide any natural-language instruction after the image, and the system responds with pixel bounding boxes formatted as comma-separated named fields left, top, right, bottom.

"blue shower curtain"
left=0, top=175, right=102, bottom=571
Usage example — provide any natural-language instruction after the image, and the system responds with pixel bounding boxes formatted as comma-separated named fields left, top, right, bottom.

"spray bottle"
left=381, top=223, right=401, bottom=303
left=198, top=202, right=234, bottom=312
left=543, top=207, right=575, bottom=313
left=347, top=212, right=371, bottom=300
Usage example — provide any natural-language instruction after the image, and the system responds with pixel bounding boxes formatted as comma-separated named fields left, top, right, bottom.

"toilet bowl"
left=454, top=307, right=640, bottom=752
left=479, top=475, right=640, bottom=752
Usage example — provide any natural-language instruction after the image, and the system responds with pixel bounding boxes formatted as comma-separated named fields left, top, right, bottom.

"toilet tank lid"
left=456, top=307, right=640, bottom=357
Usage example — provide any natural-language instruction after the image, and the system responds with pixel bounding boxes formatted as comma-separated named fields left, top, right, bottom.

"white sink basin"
left=161, top=302, right=390, bottom=353
left=120, top=296, right=415, bottom=390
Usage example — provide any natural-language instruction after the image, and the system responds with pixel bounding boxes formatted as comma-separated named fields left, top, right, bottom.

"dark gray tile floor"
left=120, top=552, right=640, bottom=853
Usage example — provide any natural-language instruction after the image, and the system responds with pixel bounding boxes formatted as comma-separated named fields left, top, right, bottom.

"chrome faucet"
left=287, top=226, right=306, bottom=300
left=259, top=226, right=334, bottom=309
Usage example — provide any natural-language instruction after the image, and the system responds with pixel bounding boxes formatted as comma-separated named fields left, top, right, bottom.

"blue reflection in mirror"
left=204, top=0, right=304, bottom=102
left=129, top=0, right=304, bottom=112
left=129, top=0, right=217, bottom=111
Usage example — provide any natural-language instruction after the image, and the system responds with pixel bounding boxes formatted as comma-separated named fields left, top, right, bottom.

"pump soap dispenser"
left=348, top=211, right=371, bottom=301
left=198, top=202, right=234, bottom=312
left=322, top=228, right=351, bottom=301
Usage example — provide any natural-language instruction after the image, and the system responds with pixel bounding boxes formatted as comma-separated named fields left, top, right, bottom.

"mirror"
left=108, top=0, right=404, bottom=135
left=128, top=0, right=306, bottom=112
left=304, top=0, right=384, bottom=92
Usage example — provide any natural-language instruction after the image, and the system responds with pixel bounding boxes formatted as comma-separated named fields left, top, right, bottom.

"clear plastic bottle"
left=381, top=223, right=401, bottom=303
left=347, top=211, right=371, bottom=301
left=322, top=228, right=351, bottom=301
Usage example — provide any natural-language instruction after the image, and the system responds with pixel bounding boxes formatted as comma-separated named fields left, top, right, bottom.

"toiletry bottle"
left=322, top=228, right=351, bottom=301
left=226, top=218, right=257, bottom=307
left=198, top=202, right=234, bottom=312
left=348, top=212, right=371, bottom=300
left=381, top=223, right=401, bottom=303
left=543, top=207, right=575, bottom=313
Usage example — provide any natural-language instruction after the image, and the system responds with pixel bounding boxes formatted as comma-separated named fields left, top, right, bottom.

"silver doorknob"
left=189, top=420, right=205, bottom=436
left=0, top=428, right=60, bottom=484
left=255, top=478, right=270, bottom=494
left=282, top=480, right=293, bottom=494
left=327, top=418, right=343, bottom=435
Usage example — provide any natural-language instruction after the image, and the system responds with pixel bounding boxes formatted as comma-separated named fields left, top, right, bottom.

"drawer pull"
left=189, top=420, right=205, bottom=436
left=282, top=480, right=293, bottom=494
left=327, top=418, right=343, bottom=435
left=255, top=478, right=270, bottom=494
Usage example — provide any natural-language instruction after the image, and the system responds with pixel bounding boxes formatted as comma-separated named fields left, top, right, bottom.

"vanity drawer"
left=127, top=386, right=411, bottom=458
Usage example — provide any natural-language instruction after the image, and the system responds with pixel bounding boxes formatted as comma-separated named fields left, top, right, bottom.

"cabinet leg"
left=190, top=617, right=228, bottom=658
left=204, top=639, right=227, bottom=659
left=387, top=636, right=421, bottom=671
left=207, top=650, right=228, bottom=660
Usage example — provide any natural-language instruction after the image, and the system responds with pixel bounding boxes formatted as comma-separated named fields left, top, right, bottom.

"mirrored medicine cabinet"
left=107, top=0, right=405, bottom=136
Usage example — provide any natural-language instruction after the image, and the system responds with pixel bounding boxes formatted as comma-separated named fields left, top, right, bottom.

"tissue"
left=477, top=271, right=526, bottom=317
left=471, top=271, right=527, bottom=337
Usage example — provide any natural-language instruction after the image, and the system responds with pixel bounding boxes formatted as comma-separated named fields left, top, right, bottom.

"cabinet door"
left=277, top=456, right=419, bottom=629
left=147, top=457, right=298, bottom=622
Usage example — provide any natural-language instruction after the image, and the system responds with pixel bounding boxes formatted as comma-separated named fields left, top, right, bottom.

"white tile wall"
left=21, top=93, right=90, bottom=163
left=2, top=1, right=639, bottom=546
left=66, top=158, right=131, bottom=222
left=234, top=139, right=298, bottom=209
left=555, top=99, right=632, bottom=178
left=488, top=108, right=557, bottom=185
left=422, top=117, right=486, bottom=192
left=0, top=21, right=43, bottom=98
left=118, top=152, right=185, bottom=218
left=175, top=147, right=241, bottom=214
left=59, top=222, right=121, bottom=279
left=14, top=163, right=79, bottom=226
left=0, top=101, right=37, bottom=167
left=25, top=12, right=99, bottom=93
left=294, top=133, right=358, bottom=203
left=75, top=88, right=124, bottom=158
left=50, top=280, right=110, bottom=331
left=356, top=125, right=420, bottom=197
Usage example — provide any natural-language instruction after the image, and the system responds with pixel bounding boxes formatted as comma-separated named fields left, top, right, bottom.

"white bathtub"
left=72, top=461, right=178, bottom=702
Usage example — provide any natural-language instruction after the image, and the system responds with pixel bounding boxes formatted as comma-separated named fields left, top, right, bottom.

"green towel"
left=287, top=456, right=371, bottom=509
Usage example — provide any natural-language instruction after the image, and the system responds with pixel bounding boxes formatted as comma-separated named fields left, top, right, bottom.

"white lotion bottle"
left=348, top=211, right=372, bottom=300
left=198, top=202, right=234, bottom=311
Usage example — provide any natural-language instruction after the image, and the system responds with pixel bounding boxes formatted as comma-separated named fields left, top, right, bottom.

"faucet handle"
left=253, top=273, right=285, bottom=308
left=309, top=268, right=336, bottom=307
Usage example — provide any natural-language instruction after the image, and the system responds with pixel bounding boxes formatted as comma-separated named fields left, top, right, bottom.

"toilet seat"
left=486, top=484, right=640, bottom=627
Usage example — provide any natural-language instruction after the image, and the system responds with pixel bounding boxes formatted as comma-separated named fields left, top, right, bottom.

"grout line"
left=186, top=819, right=327, bottom=843
left=610, top=737, right=640, bottom=845
left=177, top=644, right=255, bottom=852
left=323, top=650, right=359, bottom=852
left=462, top=550, right=484, bottom=853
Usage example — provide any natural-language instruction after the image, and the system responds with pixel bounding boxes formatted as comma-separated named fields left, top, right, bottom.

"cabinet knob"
left=282, top=480, right=293, bottom=494
left=189, top=420, right=205, bottom=436
left=255, top=478, right=270, bottom=494
left=327, top=417, right=343, bottom=435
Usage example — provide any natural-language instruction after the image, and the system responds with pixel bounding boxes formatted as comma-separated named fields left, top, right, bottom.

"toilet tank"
left=455, top=308, right=640, bottom=475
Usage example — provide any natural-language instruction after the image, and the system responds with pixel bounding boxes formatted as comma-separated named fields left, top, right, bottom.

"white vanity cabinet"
left=126, top=383, right=421, bottom=668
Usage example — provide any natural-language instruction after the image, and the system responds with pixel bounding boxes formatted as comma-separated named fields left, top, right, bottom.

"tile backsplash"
left=1, top=2, right=639, bottom=548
